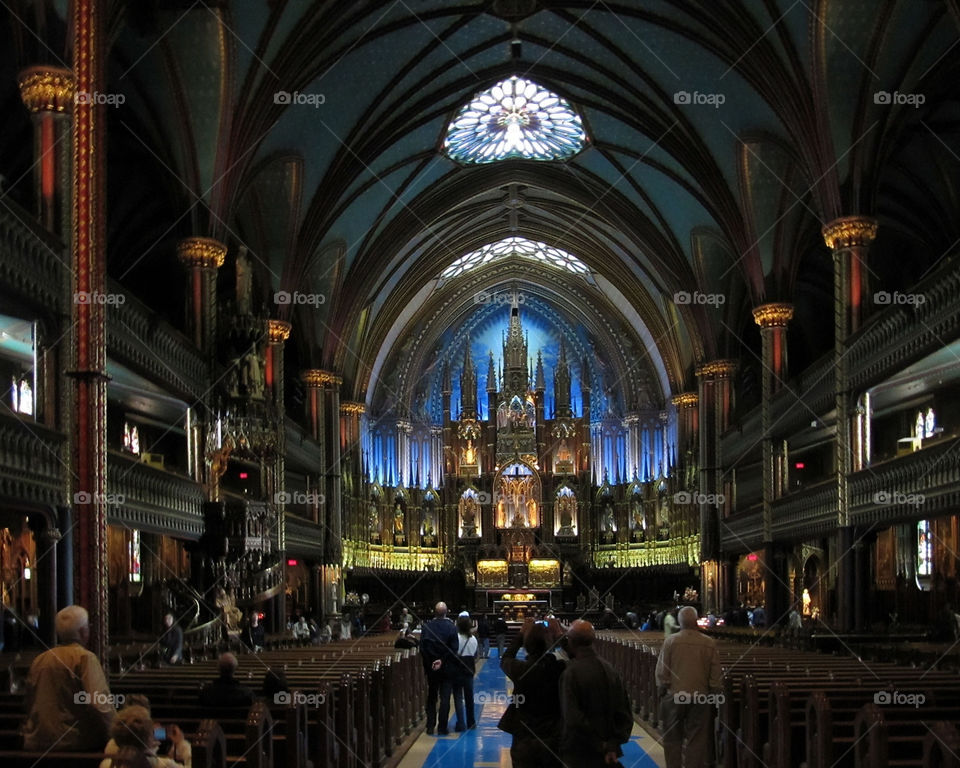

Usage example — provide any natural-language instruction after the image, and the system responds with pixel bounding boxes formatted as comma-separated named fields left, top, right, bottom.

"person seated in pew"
left=199, top=652, right=255, bottom=708
left=99, top=705, right=182, bottom=768
left=105, top=695, right=152, bottom=755
left=395, top=629, right=419, bottom=649
left=292, top=616, right=311, bottom=645
left=159, top=614, right=183, bottom=665
left=164, top=723, right=191, bottom=768
left=262, top=668, right=289, bottom=701
left=241, top=612, right=265, bottom=652
left=22, top=605, right=116, bottom=751
left=320, top=619, right=333, bottom=643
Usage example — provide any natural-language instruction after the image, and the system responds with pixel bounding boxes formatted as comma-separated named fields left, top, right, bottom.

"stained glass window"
left=440, top=236, right=589, bottom=280
left=918, top=520, right=932, bottom=577
left=129, top=529, right=142, bottom=582
left=11, top=375, right=33, bottom=416
left=444, top=76, right=586, bottom=164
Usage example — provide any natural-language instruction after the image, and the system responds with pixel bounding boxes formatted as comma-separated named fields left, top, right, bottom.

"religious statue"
left=526, top=498, right=537, bottom=527
left=393, top=503, right=404, bottom=537
left=368, top=503, right=380, bottom=541
left=557, top=491, right=576, bottom=535
left=245, top=349, right=264, bottom=399
left=422, top=511, right=435, bottom=537
left=556, top=439, right=572, bottom=468
left=463, top=440, right=476, bottom=465
left=603, top=502, right=615, bottom=533
left=460, top=494, right=478, bottom=537
left=925, top=407, right=936, bottom=439
left=916, top=411, right=925, bottom=441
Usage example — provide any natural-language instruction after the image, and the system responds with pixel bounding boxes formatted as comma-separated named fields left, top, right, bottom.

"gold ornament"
left=177, top=237, right=226, bottom=269
left=18, top=67, right=76, bottom=113
left=822, top=216, right=878, bottom=250
left=752, top=303, right=794, bottom=328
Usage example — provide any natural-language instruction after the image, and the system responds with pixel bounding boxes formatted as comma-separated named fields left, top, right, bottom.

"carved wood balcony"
left=718, top=503, right=763, bottom=553
left=107, top=450, right=204, bottom=538
left=0, top=198, right=66, bottom=315
left=769, top=480, right=838, bottom=541
left=849, top=437, right=960, bottom=527
left=0, top=413, right=66, bottom=508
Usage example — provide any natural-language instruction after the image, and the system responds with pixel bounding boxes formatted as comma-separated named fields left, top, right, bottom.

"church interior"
left=1, top=1, right=960, bottom=766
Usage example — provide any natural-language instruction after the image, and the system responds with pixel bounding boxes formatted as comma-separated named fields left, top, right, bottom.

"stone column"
left=671, top=393, right=699, bottom=486
left=697, top=360, right=736, bottom=565
left=177, top=237, right=225, bottom=357
left=30, top=521, right=60, bottom=647
left=822, top=216, right=877, bottom=631
left=754, top=303, right=794, bottom=625
left=320, top=373, right=343, bottom=561
left=303, top=370, right=327, bottom=525
left=267, top=320, right=291, bottom=556
left=18, top=67, right=75, bottom=243
left=71, top=0, right=108, bottom=660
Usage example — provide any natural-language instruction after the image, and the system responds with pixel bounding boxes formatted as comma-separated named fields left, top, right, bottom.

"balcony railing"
left=107, top=450, right=204, bottom=538
left=769, top=480, right=837, bottom=540
left=718, top=504, right=763, bottom=552
left=0, top=413, right=66, bottom=508
left=106, top=278, right=207, bottom=400
left=850, top=437, right=960, bottom=527
left=0, top=199, right=67, bottom=314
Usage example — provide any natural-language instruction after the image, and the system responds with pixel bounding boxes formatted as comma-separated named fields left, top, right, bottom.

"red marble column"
left=71, top=0, right=108, bottom=660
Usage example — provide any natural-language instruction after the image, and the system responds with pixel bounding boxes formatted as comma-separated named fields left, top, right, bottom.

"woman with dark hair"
left=498, top=618, right=565, bottom=767
left=451, top=614, right=478, bottom=731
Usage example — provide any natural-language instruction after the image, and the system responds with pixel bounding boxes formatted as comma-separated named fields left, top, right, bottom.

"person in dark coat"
left=199, top=653, right=255, bottom=708
left=493, top=614, right=508, bottom=657
left=419, top=601, right=459, bottom=735
left=159, top=613, right=182, bottom=664
left=560, top=620, right=633, bottom=767
left=499, top=618, right=565, bottom=767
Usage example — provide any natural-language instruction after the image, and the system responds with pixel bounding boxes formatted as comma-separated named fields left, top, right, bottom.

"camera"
left=153, top=726, right=166, bottom=741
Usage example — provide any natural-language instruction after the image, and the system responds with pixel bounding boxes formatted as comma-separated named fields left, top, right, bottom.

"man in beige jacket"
left=655, top=606, right=723, bottom=768
left=22, top=605, right=116, bottom=751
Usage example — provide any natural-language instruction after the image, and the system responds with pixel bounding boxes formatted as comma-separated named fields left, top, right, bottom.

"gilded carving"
left=176, top=237, right=227, bottom=270
left=18, top=67, right=76, bottom=113
left=821, top=216, right=878, bottom=250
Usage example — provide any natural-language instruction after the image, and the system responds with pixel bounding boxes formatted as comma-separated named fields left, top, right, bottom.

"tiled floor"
left=398, top=654, right=666, bottom=768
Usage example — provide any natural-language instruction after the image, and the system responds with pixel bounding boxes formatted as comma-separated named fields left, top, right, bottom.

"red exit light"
left=747, top=553, right=759, bottom=562
left=287, top=559, right=298, bottom=566
left=794, top=462, right=805, bottom=470
left=239, top=472, right=249, bottom=479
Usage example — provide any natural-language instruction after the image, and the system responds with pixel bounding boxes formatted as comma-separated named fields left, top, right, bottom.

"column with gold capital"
left=177, top=237, right=226, bottom=358
left=696, top=360, right=736, bottom=568
left=753, top=303, right=794, bottom=625
left=267, top=320, right=291, bottom=555
left=823, top=216, right=877, bottom=631
left=18, top=67, right=75, bottom=243
left=302, top=369, right=328, bottom=526
left=324, top=373, right=344, bottom=561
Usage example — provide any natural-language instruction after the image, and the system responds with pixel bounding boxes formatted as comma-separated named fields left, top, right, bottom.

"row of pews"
left=0, top=635, right=424, bottom=768
left=597, top=631, right=960, bottom=768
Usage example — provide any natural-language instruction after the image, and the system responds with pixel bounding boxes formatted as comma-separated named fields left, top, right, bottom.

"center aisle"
left=398, top=653, right=666, bottom=768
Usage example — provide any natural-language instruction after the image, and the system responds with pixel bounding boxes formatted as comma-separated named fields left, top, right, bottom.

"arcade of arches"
left=0, top=0, right=959, bottom=670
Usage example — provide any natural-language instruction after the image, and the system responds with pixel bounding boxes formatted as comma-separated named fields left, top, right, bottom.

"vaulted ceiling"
left=2, top=0, right=958, bottom=416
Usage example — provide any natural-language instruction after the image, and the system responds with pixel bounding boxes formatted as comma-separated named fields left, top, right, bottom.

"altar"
left=476, top=588, right=560, bottom=617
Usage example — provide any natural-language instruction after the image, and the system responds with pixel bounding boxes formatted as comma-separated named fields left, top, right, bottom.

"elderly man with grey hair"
left=655, top=606, right=723, bottom=768
left=22, top=605, right=115, bottom=751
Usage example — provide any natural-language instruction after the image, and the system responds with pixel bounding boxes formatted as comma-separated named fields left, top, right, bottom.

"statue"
left=557, top=491, right=576, bottom=535
left=463, top=440, right=476, bottom=465
left=368, top=503, right=379, bottom=540
left=422, top=511, right=435, bottom=537
left=526, top=498, right=537, bottom=527
left=246, top=349, right=264, bottom=399
left=393, top=504, right=404, bottom=536
left=603, top=502, right=615, bottom=533
left=460, top=494, right=477, bottom=537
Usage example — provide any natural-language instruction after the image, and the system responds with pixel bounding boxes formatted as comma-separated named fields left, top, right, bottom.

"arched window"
left=444, top=76, right=586, bottom=164
left=440, top=237, right=589, bottom=281
left=918, top=520, right=933, bottom=577
left=11, top=375, right=33, bottom=416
